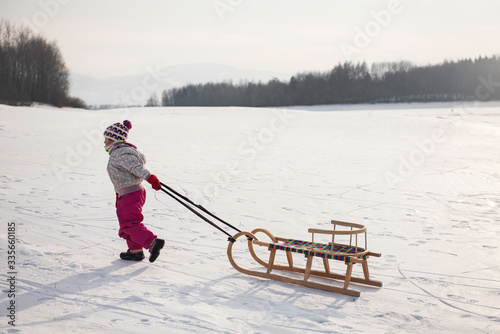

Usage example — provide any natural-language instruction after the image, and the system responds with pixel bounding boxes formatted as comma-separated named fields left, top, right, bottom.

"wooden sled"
left=227, top=220, right=382, bottom=297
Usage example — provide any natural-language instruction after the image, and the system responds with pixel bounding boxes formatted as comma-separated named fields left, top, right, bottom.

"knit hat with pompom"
left=103, top=120, right=132, bottom=141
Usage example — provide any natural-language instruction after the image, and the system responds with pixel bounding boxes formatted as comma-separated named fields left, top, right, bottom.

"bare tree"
left=145, top=92, right=159, bottom=107
left=0, top=19, right=84, bottom=107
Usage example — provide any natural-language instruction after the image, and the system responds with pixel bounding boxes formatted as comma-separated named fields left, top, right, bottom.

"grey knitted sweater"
left=107, top=142, right=151, bottom=195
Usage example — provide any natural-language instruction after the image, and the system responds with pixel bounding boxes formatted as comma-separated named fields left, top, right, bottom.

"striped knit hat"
left=103, top=120, right=132, bottom=141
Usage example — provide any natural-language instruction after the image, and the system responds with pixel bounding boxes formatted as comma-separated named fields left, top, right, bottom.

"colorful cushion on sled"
left=268, top=239, right=367, bottom=263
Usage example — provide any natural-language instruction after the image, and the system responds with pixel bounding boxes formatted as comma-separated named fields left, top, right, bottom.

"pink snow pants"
left=116, top=189, right=156, bottom=250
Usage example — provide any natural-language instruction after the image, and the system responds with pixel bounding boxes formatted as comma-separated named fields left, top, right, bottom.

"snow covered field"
left=0, top=102, right=499, bottom=333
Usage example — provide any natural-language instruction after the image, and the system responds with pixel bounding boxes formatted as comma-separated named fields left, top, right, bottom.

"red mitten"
left=147, top=174, right=161, bottom=190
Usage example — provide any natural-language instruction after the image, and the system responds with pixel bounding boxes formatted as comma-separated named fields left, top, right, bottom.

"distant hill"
left=70, top=63, right=289, bottom=107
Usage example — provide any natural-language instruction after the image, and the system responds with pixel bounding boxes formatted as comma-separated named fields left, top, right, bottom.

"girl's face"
left=104, top=137, right=114, bottom=147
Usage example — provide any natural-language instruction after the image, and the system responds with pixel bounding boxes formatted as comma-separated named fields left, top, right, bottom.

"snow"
left=0, top=102, right=499, bottom=333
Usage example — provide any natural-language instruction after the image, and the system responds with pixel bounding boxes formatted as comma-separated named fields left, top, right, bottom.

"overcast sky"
left=1, top=0, right=499, bottom=79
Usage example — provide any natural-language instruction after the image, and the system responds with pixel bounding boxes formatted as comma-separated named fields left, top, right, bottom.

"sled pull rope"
left=159, top=182, right=241, bottom=242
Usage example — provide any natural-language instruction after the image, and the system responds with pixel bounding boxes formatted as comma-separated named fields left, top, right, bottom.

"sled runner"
left=227, top=220, right=382, bottom=297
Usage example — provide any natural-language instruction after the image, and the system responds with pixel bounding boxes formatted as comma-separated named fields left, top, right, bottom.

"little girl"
left=103, top=120, right=164, bottom=262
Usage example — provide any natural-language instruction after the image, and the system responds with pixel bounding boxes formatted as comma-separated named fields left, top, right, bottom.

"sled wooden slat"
left=227, top=221, right=382, bottom=297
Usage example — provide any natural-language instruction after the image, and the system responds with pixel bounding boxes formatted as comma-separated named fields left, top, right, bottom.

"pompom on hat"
left=104, top=120, right=132, bottom=141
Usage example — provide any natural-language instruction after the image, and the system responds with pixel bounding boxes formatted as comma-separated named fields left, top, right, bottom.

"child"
left=103, top=120, right=164, bottom=262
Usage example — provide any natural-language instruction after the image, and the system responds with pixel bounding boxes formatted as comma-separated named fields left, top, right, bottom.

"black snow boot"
left=148, top=238, right=165, bottom=263
left=120, top=250, right=145, bottom=261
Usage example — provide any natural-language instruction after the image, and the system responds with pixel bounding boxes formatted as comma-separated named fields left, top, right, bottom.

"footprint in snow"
left=447, top=294, right=465, bottom=301
left=387, top=281, right=401, bottom=287
left=385, top=255, right=397, bottom=262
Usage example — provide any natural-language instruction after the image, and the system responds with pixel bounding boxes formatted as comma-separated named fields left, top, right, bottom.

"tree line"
left=160, top=56, right=500, bottom=107
left=0, top=20, right=85, bottom=108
